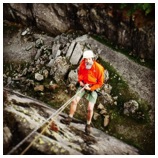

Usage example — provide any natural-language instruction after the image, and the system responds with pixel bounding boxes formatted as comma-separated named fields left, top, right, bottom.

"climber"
left=61, top=50, right=105, bottom=134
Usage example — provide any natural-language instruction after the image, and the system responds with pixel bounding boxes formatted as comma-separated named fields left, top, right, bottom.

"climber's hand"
left=84, top=84, right=91, bottom=91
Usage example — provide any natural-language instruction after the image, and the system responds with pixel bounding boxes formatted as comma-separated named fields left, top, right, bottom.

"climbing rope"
left=7, top=85, right=86, bottom=155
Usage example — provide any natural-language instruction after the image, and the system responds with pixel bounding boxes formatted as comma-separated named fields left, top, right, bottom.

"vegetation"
left=119, top=3, right=155, bottom=16
left=98, top=57, right=151, bottom=122
left=94, top=57, right=154, bottom=154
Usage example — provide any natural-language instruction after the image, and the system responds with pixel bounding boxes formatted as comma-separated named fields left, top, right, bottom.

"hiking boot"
left=85, top=124, right=91, bottom=135
left=60, top=116, right=72, bottom=125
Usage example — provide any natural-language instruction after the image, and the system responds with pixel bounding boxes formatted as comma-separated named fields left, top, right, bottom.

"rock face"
left=4, top=89, right=140, bottom=155
left=3, top=3, right=155, bottom=60
left=3, top=20, right=155, bottom=154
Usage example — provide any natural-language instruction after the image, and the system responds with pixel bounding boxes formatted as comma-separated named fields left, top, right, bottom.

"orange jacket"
left=78, top=59, right=105, bottom=91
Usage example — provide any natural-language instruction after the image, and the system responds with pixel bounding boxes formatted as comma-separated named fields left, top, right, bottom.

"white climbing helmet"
left=83, top=50, right=95, bottom=58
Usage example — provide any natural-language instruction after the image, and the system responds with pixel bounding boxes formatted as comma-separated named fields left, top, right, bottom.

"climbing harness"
left=7, top=85, right=86, bottom=155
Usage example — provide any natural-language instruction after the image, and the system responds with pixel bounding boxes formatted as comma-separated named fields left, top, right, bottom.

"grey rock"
left=4, top=89, right=140, bottom=155
left=124, top=100, right=139, bottom=115
left=35, top=73, right=44, bottom=81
